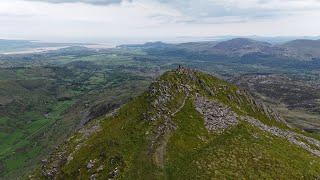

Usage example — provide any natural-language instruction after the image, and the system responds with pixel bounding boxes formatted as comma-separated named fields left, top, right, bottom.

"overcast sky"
left=0, top=0, right=320, bottom=42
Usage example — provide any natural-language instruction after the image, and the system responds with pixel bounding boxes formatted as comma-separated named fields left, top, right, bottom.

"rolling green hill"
left=31, top=67, right=320, bottom=179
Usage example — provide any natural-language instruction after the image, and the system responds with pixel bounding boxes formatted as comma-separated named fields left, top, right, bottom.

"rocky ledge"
left=194, top=95, right=239, bottom=133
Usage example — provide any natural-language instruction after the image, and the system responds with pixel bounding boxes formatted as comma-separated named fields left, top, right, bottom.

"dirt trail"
left=155, top=90, right=190, bottom=168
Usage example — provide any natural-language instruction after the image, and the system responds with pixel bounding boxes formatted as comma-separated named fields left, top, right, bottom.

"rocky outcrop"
left=146, top=66, right=195, bottom=167
left=241, top=116, right=320, bottom=157
left=30, top=67, right=320, bottom=179
left=78, top=103, right=120, bottom=128
left=194, top=94, right=320, bottom=157
left=194, top=96, right=238, bottom=133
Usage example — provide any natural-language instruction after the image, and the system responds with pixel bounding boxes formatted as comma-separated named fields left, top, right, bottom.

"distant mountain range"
left=3, top=37, right=320, bottom=61
left=205, top=35, right=320, bottom=44
left=119, top=38, right=320, bottom=61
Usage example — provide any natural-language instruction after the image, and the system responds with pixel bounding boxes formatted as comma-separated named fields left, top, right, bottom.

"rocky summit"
left=30, top=67, right=320, bottom=179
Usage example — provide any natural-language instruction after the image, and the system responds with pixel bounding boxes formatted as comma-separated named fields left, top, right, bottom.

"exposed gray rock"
left=109, top=167, right=119, bottom=179
left=241, top=116, right=320, bottom=157
left=97, top=165, right=104, bottom=172
left=194, top=96, right=239, bottom=133
left=90, top=174, right=97, bottom=180
left=199, top=79, right=215, bottom=96
left=193, top=93, right=320, bottom=157
left=147, top=66, right=195, bottom=167
left=86, top=159, right=96, bottom=170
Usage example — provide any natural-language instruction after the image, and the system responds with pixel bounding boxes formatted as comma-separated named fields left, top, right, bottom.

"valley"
left=1, top=0, right=320, bottom=178
left=0, top=38, right=320, bottom=178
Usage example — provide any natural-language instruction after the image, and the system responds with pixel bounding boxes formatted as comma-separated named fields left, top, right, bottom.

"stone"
left=194, top=96, right=238, bottom=133
left=87, top=160, right=96, bottom=169
left=97, top=165, right=104, bottom=172
left=90, top=174, right=97, bottom=180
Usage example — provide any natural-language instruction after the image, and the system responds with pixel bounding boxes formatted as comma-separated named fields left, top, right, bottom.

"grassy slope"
left=31, top=68, right=320, bottom=179
left=34, top=93, right=163, bottom=179
left=0, top=50, right=157, bottom=178
left=166, top=100, right=320, bottom=179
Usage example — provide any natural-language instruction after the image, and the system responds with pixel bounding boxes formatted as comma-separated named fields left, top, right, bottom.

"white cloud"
left=26, top=0, right=124, bottom=5
left=0, top=0, right=319, bottom=42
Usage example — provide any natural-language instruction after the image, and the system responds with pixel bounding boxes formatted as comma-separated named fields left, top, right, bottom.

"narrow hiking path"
left=155, top=88, right=191, bottom=169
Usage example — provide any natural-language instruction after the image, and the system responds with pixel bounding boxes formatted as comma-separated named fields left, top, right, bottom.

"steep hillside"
left=30, top=67, right=320, bottom=179
left=281, top=39, right=320, bottom=60
left=230, top=74, right=320, bottom=130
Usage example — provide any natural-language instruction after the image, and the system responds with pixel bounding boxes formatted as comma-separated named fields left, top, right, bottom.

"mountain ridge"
left=30, top=67, right=320, bottom=179
left=118, top=38, right=320, bottom=61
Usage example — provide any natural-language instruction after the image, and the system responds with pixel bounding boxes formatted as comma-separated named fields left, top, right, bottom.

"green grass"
left=195, top=72, right=291, bottom=130
left=37, top=93, right=162, bottom=179
left=29, top=68, right=320, bottom=179
left=0, top=100, right=74, bottom=177
left=0, top=51, right=159, bottom=178
left=166, top=99, right=320, bottom=179
left=3, top=48, right=320, bottom=179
